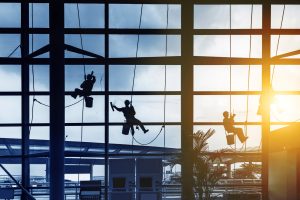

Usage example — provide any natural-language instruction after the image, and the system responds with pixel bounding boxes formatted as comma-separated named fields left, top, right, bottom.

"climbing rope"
left=255, top=5, right=286, bottom=151
left=76, top=3, right=86, bottom=77
left=7, top=44, right=21, bottom=58
left=228, top=4, right=237, bottom=181
left=163, top=4, right=169, bottom=191
left=245, top=4, right=254, bottom=152
left=76, top=3, right=86, bottom=183
left=271, top=5, right=286, bottom=84
left=130, top=4, right=143, bottom=104
left=268, top=5, right=299, bottom=124
left=34, top=98, right=84, bottom=108
left=229, top=4, right=232, bottom=115
left=226, top=4, right=253, bottom=151
left=130, top=4, right=168, bottom=146
left=30, top=3, right=35, bottom=134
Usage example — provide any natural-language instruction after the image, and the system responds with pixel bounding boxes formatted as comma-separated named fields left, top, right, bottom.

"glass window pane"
left=194, top=35, right=261, bottom=58
left=30, top=65, right=49, bottom=92
left=109, top=35, right=180, bottom=58
left=0, top=34, right=20, bottom=57
left=65, top=34, right=104, bottom=58
left=110, top=65, right=181, bottom=91
left=194, top=65, right=262, bottom=91
left=194, top=95, right=261, bottom=122
left=0, top=96, right=21, bottom=123
left=109, top=4, right=181, bottom=29
left=0, top=3, right=20, bottom=28
left=30, top=3, right=49, bottom=28
left=272, top=5, right=300, bottom=29
left=65, top=65, right=104, bottom=92
left=65, top=95, right=104, bottom=123
left=65, top=4, right=104, bottom=28
left=194, top=5, right=262, bottom=29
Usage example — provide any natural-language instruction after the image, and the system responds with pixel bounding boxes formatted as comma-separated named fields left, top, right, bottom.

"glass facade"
left=0, top=0, right=298, bottom=199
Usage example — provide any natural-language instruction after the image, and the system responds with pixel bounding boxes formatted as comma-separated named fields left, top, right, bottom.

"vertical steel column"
left=21, top=1, right=30, bottom=199
left=262, top=1, right=271, bottom=200
left=49, top=0, right=65, bottom=199
left=104, top=1, right=109, bottom=200
left=181, top=1, right=194, bottom=200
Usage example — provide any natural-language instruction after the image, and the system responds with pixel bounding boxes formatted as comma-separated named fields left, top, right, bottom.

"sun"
left=271, top=95, right=296, bottom=122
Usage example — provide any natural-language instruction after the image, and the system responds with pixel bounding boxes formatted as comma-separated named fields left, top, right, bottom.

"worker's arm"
left=80, top=80, right=86, bottom=89
left=92, top=76, right=96, bottom=84
left=130, top=105, right=136, bottom=115
left=112, top=105, right=122, bottom=112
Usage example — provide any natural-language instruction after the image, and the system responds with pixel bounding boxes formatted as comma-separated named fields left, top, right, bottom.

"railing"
left=0, top=180, right=262, bottom=200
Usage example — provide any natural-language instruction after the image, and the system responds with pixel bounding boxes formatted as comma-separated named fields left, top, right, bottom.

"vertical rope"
left=76, top=3, right=86, bottom=77
left=229, top=3, right=237, bottom=187
left=162, top=4, right=169, bottom=197
left=245, top=4, right=254, bottom=152
left=130, top=4, right=144, bottom=104
left=271, top=5, right=285, bottom=84
left=76, top=3, right=86, bottom=187
left=30, top=3, right=35, bottom=134
left=229, top=4, right=232, bottom=115
left=130, top=4, right=167, bottom=146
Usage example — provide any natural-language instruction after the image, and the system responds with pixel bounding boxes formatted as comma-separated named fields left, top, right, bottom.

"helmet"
left=87, top=74, right=93, bottom=80
left=124, top=100, right=130, bottom=106
left=223, top=111, right=229, bottom=117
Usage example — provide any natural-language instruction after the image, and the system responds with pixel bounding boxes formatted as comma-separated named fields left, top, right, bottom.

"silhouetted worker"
left=71, top=71, right=96, bottom=99
left=223, top=111, right=248, bottom=143
left=111, top=100, right=149, bottom=135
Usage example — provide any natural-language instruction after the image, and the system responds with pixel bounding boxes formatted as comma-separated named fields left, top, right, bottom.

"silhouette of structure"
left=0, top=1, right=299, bottom=200
left=111, top=100, right=149, bottom=135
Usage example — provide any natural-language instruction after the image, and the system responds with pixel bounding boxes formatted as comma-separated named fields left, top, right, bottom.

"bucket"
left=122, top=123, right=130, bottom=135
left=226, top=134, right=235, bottom=145
left=85, top=96, right=93, bottom=108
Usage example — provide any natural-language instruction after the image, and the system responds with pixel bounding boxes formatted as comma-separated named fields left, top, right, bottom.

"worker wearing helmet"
left=223, top=111, right=248, bottom=143
left=71, top=71, right=96, bottom=99
left=111, top=100, right=149, bottom=135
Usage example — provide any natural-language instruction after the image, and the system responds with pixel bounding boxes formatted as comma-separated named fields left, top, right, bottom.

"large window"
left=0, top=1, right=299, bottom=199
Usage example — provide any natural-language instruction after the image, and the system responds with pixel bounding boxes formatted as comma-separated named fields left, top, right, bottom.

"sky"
left=0, top=3, right=300, bottom=179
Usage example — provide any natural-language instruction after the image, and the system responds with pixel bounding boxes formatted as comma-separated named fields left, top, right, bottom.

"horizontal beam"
left=0, top=0, right=299, bottom=4
left=0, top=91, right=181, bottom=95
left=0, top=157, right=103, bottom=164
left=194, top=122, right=300, bottom=126
left=2, top=90, right=300, bottom=96
left=1, top=0, right=299, bottom=4
left=1, top=28, right=300, bottom=35
left=1, top=56, right=300, bottom=65
left=0, top=121, right=299, bottom=127
left=194, top=0, right=299, bottom=4
left=194, top=91, right=261, bottom=95
left=195, top=91, right=300, bottom=95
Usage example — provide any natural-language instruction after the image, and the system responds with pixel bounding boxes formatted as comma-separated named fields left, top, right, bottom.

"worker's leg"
left=130, top=125, right=135, bottom=135
left=234, top=127, right=248, bottom=143
left=71, top=88, right=80, bottom=99
left=132, top=118, right=149, bottom=133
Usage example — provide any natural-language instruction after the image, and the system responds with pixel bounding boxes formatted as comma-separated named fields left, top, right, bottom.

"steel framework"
left=0, top=0, right=299, bottom=199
